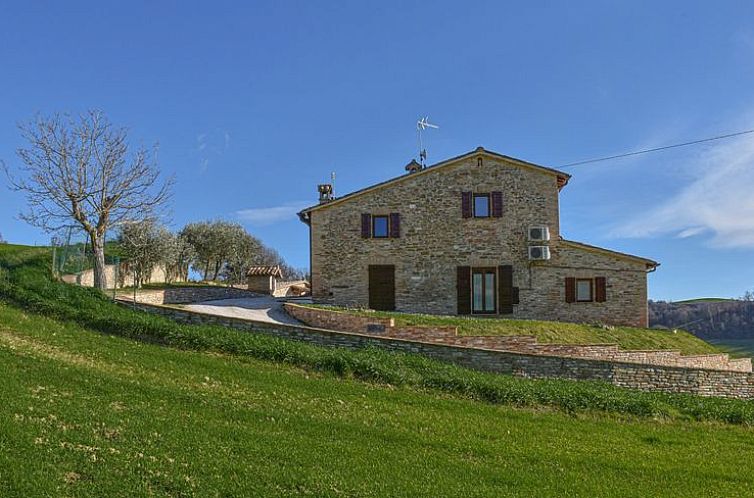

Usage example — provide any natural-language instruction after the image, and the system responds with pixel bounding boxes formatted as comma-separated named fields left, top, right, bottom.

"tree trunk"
left=204, top=260, right=210, bottom=281
left=212, top=260, right=221, bottom=281
left=92, top=235, right=108, bottom=290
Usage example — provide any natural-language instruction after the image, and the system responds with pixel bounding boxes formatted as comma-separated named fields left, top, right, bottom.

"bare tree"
left=2, top=111, right=172, bottom=289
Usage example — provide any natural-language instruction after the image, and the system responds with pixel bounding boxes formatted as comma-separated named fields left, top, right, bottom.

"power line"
left=560, top=128, right=754, bottom=169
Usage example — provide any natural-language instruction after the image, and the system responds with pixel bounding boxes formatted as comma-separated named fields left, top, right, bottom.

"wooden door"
left=368, top=265, right=395, bottom=311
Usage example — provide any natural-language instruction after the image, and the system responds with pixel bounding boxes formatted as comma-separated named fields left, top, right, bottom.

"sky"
left=2, top=1, right=754, bottom=301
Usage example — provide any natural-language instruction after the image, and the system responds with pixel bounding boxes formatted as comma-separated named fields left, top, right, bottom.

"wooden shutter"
left=461, top=192, right=472, bottom=218
left=498, top=265, right=513, bottom=314
left=565, top=277, right=576, bottom=303
left=389, top=213, right=400, bottom=238
left=491, top=191, right=503, bottom=218
left=456, top=266, right=471, bottom=315
left=361, top=213, right=372, bottom=238
left=595, top=277, right=607, bottom=302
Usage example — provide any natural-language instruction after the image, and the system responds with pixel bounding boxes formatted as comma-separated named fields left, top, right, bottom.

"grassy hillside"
left=309, top=306, right=719, bottom=355
left=3, top=302, right=754, bottom=496
left=3, top=243, right=754, bottom=495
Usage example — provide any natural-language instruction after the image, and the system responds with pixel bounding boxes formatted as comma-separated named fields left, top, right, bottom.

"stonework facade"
left=299, top=148, right=657, bottom=327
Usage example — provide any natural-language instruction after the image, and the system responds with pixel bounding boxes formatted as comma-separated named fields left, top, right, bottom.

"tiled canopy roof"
left=246, top=265, right=283, bottom=278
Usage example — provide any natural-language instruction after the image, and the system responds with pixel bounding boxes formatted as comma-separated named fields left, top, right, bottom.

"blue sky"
left=2, top=1, right=754, bottom=301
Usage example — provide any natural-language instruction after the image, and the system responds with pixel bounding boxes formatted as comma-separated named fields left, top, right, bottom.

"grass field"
left=3, top=243, right=754, bottom=496
left=308, top=305, right=718, bottom=355
left=4, top=303, right=754, bottom=497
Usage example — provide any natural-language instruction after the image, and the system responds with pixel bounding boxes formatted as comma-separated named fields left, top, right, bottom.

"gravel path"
left=184, top=297, right=304, bottom=325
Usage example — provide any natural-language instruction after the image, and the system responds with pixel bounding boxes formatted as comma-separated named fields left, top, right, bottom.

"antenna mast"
left=417, top=116, right=439, bottom=166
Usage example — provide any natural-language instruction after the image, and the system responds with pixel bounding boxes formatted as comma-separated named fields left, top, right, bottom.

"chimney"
left=317, top=184, right=333, bottom=204
left=405, top=159, right=422, bottom=174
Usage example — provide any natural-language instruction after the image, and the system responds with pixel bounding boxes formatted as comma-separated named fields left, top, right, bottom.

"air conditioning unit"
left=528, top=245, right=551, bottom=261
left=528, top=225, right=550, bottom=242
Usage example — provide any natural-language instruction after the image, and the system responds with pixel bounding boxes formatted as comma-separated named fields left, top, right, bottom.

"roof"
left=298, top=147, right=571, bottom=222
left=560, top=239, right=659, bottom=269
left=246, top=265, right=283, bottom=278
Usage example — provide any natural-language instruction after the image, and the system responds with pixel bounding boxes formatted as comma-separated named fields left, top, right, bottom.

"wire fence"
left=51, top=228, right=123, bottom=293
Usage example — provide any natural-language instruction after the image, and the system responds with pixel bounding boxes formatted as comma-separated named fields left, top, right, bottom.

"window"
left=473, top=194, right=490, bottom=218
left=576, top=279, right=593, bottom=302
left=372, top=215, right=389, bottom=238
left=472, top=268, right=496, bottom=313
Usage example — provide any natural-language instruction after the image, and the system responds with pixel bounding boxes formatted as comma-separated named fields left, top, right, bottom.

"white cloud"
left=614, top=132, right=754, bottom=248
left=236, top=202, right=310, bottom=226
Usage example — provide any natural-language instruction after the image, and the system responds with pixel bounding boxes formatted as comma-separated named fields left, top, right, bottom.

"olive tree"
left=162, top=231, right=195, bottom=283
left=118, top=219, right=171, bottom=288
left=2, top=111, right=172, bottom=290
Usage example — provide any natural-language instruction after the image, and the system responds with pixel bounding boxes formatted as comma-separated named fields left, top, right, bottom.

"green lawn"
left=3, top=303, right=754, bottom=497
left=308, top=305, right=719, bottom=355
left=3, top=243, right=754, bottom=495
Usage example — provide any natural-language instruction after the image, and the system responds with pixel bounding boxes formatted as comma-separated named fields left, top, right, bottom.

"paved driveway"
left=184, top=296, right=305, bottom=325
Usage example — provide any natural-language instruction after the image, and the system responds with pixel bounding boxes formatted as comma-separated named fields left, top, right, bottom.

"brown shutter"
left=457, top=266, right=471, bottom=315
left=461, top=192, right=472, bottom=218
left=595, top=277, right=607, bottom=302
left=491, top=191, right=503, bottom=217
left=389, top=213, right=400, bottom=238
left=565, top=277, right=576, bottom=303
left=361, top=213, right=371, bottom=238
left=498, top=265, right=513, bottom=314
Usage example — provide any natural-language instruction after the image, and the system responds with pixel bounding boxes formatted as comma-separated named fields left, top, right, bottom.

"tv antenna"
left=417, top=116, right=439, bottom=166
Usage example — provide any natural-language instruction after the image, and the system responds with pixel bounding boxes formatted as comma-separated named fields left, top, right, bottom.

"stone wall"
left=121, top=299, right=754, bottom=399
left=284, top=304, right=751, bottom=373
left=307, top=150, right=653, bottom=327
left=65, top=263, right=180, bottom=289
left=118, top=286, right=256, bottom=305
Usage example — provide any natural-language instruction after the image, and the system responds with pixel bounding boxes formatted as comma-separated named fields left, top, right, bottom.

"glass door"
left=472, top=268, right=496, bottom=314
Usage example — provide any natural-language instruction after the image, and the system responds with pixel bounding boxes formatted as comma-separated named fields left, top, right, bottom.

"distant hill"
left=650, top=300, right=754, bottom=339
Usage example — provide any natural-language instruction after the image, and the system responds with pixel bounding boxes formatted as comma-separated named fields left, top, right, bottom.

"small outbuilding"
left=246, top=265, right=283, bottom=295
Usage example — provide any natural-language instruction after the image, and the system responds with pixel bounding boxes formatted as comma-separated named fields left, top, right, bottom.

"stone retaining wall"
left=284, top=304, right=752, bottom=373
left=118, top=286, right=256, bottom=305
left=120, top=299, right=754, bottom=399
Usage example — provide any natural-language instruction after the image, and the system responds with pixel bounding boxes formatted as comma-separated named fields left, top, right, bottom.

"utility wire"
left=560, top=128, right=754, bottom=169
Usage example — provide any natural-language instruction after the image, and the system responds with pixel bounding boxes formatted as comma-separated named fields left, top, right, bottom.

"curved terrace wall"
left=283, top=304, right=751, bottom=373
left=120, top=299, right=754, bottom=399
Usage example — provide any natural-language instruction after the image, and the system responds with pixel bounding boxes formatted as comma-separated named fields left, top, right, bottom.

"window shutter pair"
left=564, top=277, right=607, bottom=303
left=461, top=191, right=503, bottom=217
left=361, top=213, right=400, bottom=238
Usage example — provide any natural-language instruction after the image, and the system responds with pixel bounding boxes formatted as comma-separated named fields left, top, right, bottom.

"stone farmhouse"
left=298, top=147, right=658, bottom=327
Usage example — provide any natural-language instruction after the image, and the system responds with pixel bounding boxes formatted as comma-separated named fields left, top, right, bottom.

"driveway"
left=184, top=296, right=306, bottom=325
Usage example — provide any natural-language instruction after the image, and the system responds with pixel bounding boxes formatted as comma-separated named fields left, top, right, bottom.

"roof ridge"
left=298, top=147, right=570, bottom=220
